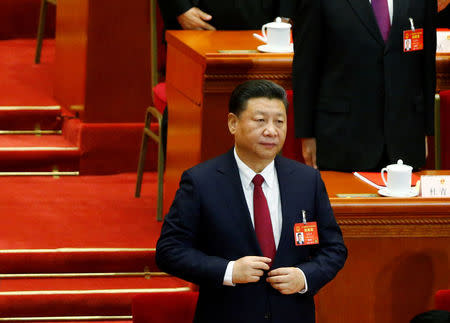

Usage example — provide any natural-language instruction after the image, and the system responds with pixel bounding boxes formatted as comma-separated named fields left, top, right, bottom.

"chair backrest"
left=435, top=289, right=450, bottom=311
left=150, top=0, right=166, bottom=89
left=132, top=291, right=199, bottom=323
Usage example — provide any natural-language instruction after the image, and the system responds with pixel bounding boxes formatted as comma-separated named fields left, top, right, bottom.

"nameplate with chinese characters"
left=420, top=176, right=450, bottom=197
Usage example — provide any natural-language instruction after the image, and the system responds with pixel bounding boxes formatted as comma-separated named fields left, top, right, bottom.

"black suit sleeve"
left=157, top=0, right=194, bottom=30
left=437, top=5, right=450, bottom=28
left=297, top=170, right=347, bottom=296
left=155, top=170, right=229, bottom=287
left=292, top=0, right=322, bottom=138
left=423, top=0, right=437, bottom=135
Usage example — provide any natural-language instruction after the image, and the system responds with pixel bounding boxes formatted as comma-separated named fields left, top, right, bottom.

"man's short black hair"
left=410, top=310, right=450, bottom=323
left=229, top=80, right=288, bottom=116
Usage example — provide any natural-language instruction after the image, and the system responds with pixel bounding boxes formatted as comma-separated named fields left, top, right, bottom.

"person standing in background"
left=158, top=0, right=296, bottom=30
left=438, top=0, right=450, bottom=28
left=292, top=0, right=437, bottom=171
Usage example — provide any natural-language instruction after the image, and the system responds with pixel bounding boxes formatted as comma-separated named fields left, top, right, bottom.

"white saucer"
left=378, top=187, right=419, bottom=197
left=257, top=44, right=293, bottom=53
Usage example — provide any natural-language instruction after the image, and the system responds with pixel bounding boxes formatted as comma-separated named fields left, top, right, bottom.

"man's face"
left=228, top=97, right=287, bottom=169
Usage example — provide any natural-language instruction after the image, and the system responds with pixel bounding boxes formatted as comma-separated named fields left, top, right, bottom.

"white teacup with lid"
left=253, top=17, right=291, bottom=50
left=381, top=159, right=413, bottom=196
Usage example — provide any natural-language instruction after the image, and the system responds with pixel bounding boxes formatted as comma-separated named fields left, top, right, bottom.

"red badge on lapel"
left=403, top=29, right=424, bottom=52
left=294, top=223, right=319, bottom=246
left=294, top=210, right=319, bottom=246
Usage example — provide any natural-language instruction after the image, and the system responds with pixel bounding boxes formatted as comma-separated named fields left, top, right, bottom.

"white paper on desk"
left=420, top=175, right=450, bottom=197
left=437, top=31, right=450, bottom=53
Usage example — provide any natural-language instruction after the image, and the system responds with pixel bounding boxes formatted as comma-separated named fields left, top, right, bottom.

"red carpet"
left=0, top=277, right=187, bottom=292
left=0, top=3, right=184, bottom=321
left=0, top=39, right=158, bottom=174
left=0, top=39, right=57, bottom=106
left=0, top=173, right=162, bottom=249
left=0, top=172, right=194, bottom=320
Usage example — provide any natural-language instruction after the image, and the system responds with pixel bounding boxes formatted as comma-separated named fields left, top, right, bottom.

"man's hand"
left=301, top=138, right=317, bottom=169
left=177, top=7, right=216, bottom=30
left=267, top=267, right=305, bottom=294
left=232, top=256, right=271, bottom=284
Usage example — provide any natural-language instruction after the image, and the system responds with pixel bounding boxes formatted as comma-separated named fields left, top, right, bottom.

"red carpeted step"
left=0, top=276, right=191, bottom=317
left=42, top=321, right=133, bottom=323
left=0, top=106, right=62, bottom=131
left=0, top=173, right=161, bottom=250
left=0, top=249, right=160, bottom=274
left=0, top=276, right=190, bottom=292
left=42, top=321, right=132, bottom=323
left=0, top=39, right=56, bottom=106
left=0, top=134, right=80, bottom=171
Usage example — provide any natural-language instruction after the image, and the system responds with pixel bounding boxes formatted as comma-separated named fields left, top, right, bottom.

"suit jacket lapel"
left=385, top=0, right=407, bottom=52
left=272, top=156, right=296, bottom=265
left=216, top=150, right=261, bottom=254
left=346, top=0, right=385, bottom=46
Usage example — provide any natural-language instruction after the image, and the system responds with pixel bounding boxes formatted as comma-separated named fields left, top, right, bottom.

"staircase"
left=0, top=2, right=180, bottom=320
left=0, top=37, right=81, bottom=176
left=0, top=105, right=81, bottom=175
left=0, top=249, right=191, bottom=322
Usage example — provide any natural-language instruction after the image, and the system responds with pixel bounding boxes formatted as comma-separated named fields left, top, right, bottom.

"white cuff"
left=296, top=268, right=308, bottom=294
left=223, top=261, right=236, bottom=286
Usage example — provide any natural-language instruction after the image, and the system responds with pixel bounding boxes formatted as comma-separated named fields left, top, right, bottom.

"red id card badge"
left=294, top=222, right=319, bottom=246
left=403, top=28, right=424, bottom=52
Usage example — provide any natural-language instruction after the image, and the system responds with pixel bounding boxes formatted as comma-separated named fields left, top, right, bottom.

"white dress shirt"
left=369, top=0, right=394, bottom=24
left=234, top=149, right=282, bottom=247
left=223, top=149, right=307, bottom=293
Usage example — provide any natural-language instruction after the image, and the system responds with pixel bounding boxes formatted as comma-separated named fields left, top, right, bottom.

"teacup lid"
left=387, top=159, right=413, bottom=171
left=264, top=17, right=291, bottom=29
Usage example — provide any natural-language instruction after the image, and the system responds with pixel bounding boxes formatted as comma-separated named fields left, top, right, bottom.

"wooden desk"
left=437, top=53, right=450, bottom=91
left=163, top=30, right=450, bottom=212
left=319, top=170, right=450, bottom=323
left=164, top=30, right=293, bottom=213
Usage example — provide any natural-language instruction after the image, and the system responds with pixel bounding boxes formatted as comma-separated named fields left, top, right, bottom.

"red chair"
left=135, top=1, right=167, bottom=221
left=435, top=289, right=450, bottom=311
left=132, top=291, right=198, bottom=323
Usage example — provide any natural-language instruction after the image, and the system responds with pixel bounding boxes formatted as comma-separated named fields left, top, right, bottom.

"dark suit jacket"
left=158, top=0, right=296, bottom=30
left=438, top=5, right=450, bottom=28
left=292, top=0, right=437, bottom=171
left=156, top=150, right=347, bottom=323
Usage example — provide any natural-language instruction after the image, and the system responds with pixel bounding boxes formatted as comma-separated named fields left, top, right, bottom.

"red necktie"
left=252, top=174, right=276, bottom=261
left=372, top=0, right=391, bottom=42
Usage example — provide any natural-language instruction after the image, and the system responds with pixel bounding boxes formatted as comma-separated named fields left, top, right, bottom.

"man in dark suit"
left=156, top=80, right=347, bottom=323
left=158, top=0, right=295, bottom=30
left=438, top=0, right=450, bottom=28
left=292, top=0, right=437, bottom=171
